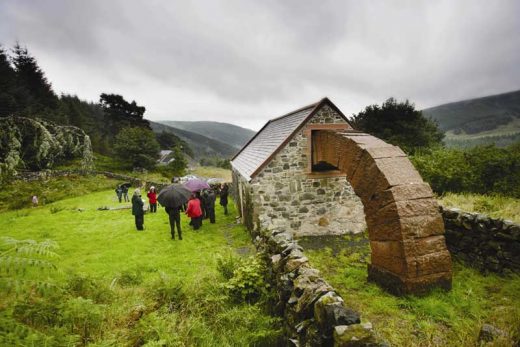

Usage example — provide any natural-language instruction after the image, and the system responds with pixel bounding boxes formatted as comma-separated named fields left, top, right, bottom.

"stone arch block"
left=314, top=130, right=452, bottom=295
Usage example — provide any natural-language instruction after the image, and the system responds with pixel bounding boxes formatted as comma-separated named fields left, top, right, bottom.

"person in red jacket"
left=147, top=186, right=158, bottom=213
left=186, top=193, right=203, bottom=230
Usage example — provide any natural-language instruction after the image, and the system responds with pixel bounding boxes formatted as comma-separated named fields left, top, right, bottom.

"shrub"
left=411, top=143, right=520, bottom=198
left=216, top=253, right=242, bottom=281
left=223, top=255, right=268, bottom=303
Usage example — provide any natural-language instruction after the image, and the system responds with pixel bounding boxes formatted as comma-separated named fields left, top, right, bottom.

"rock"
left=271, top=254, right=282, bottom=271
left=478, top=324, right=506, bottom=342
left=295, top=282, right=333, bottom=319
left=314, top=292, right=360, bottom=335
left=282, top=242, right=304, bottom=256
left=334, top=323, right=376, bottom=346
left=285, top=256, right=309, bottom=272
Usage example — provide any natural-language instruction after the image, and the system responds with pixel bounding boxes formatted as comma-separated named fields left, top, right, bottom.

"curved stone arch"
left=313, top=130, right=452, bottom=295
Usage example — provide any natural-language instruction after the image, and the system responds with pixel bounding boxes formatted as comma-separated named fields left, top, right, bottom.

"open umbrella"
left=183, top=178, right=210, bottom=192
left=157, top=184, right=192, bottom=207
left=120, top=182, right=132, bottom=188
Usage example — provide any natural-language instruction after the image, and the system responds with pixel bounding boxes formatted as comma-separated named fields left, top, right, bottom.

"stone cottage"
left=230, top=98, right=366, bottom=237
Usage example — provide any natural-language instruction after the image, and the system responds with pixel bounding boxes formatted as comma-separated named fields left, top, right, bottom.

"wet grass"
left=304, top=233, right=520, bottom=346
left=0, top=187, right=281, bottom=346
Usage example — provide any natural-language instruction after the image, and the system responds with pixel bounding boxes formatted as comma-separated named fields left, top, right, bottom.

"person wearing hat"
left=147, top=186, right=158, bottom=213
left=132, top=188, right=145, bottom=230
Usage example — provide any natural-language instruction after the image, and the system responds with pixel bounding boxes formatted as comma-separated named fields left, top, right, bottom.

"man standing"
left=205, top=188, right=216, bottom=223
left=122, top=185, right=129, bottom=202
left=165, top=205, right=182, bottom=240
left=220, top=183, right=229, bottom=215
left=115, top=185, right=123, bottom=203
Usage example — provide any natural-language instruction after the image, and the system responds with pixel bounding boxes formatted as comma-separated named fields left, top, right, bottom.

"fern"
left=0, top=237, right=59, bottom=296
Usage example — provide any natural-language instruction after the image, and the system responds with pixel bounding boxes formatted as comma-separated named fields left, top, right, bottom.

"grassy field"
left=302, top=233, right=520, bottom=347
left=189, top=166, right=232, bottom=181
left=0, top=188, right=282, bottom=346
left=439, top=192, right=520, bottom=223
left=0, top=174, right=120, bottom=212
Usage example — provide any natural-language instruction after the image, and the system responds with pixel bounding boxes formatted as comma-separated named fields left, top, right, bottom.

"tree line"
left=351, top=98, right=520, bottom=198
left=0, top=43, right=188, bottom=176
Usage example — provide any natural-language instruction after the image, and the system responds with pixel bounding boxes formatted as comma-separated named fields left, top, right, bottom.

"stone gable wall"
left=250, top=106, right=366, bottom=236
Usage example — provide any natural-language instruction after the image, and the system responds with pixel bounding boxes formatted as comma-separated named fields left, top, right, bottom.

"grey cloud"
left=1, top=0, right=519, bottom=129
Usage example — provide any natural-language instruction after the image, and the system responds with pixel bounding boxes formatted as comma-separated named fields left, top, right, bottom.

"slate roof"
left=231, top=98, right=349, bottom=181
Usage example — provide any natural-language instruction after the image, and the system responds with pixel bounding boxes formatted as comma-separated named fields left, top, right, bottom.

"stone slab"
left=366, top=213, right=445, bottom=241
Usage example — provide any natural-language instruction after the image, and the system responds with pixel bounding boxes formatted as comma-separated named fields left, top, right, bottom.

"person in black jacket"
left=165, top=205, right=182, bottom=240
left=115, top=185, right=123, bottom=203
left=205, top=188, right=216, bottom=223
left=219, top=183, right=229, bottom=215
left=131, top=189, right=144, bottom=230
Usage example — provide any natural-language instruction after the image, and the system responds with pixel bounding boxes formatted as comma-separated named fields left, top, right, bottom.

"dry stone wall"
left=254, top=228, right=383, bottom=346
left=442, top=207, right=520, bottom=273
left=250, top=106, right=366, bottom=237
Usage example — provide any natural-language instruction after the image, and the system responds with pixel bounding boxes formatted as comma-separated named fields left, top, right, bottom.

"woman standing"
left=185, top=194, right=203, bottom=230
left=132, top=188, right=145, bottom=230
left=147, top=186, right=158, bottom=213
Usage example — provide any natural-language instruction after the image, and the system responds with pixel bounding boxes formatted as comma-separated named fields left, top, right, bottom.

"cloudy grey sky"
left=1, top=0, right=519, bottom=130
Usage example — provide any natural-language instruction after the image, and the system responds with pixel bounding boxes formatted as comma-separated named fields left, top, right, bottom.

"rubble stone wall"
left=254, top=228, right=380, bottom=346
left=441, top=207, right=520, bottom=273
left=250, top=106, right=367, bottom=237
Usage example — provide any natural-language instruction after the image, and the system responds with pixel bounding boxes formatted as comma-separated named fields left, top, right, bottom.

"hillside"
left=422, top=90, right=520, bottom=147
left=158, top=120, right=255, bottom=149
left=149, top=121, right=238, bottom=159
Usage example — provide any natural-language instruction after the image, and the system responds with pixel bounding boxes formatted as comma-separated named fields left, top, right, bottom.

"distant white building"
left=158, top=150, right=175, bottom=165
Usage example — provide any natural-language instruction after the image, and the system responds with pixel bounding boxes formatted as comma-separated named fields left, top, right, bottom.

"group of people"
left=115, top=184, right=130, bottom=203
left=129, top=183, right=230, bottom=241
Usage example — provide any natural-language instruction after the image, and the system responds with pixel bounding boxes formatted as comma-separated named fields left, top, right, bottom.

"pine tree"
left=11, top=43, right=60, bottom=120
left=0, top=45, right=18, bottom=116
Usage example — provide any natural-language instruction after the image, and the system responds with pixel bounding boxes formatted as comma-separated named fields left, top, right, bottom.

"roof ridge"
left=268, top=98, right=324, bottom=122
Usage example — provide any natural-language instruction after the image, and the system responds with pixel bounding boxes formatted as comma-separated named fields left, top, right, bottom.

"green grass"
left=304, top=234, right=520, bottom=347
left=439, top=192, right=520, bottom=223
left=0, top=187, right=282, bottom=346
left=190, top=167, right=232, bottom=181
left=0, top=174, right=120, bottom=212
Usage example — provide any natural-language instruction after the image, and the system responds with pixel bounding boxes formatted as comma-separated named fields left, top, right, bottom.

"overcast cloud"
left=1, top=0, right=519, bottom=130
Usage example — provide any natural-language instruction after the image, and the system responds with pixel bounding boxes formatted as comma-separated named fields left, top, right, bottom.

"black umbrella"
left=120, top=182, right=132, bottom=188
left=157, top=184, right=192, bottom=207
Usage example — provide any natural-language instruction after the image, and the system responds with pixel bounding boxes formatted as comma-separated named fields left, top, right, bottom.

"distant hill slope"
left=422, top=90, right=520, bottom=147
left=158, top=121, right=255, bottom=150
left=149, top=121, right=238, bottom=159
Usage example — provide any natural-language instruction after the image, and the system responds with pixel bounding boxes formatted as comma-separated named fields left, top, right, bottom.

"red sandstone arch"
left=313, top=130, right=452, bottom=295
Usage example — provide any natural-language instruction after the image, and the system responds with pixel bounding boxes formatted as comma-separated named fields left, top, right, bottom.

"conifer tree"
left=11, top=43, right=59, bottom=120
left=0, top=45, right=18, bottom=116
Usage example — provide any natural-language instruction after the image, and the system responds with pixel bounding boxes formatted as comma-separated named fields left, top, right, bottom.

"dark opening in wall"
left=311, top=130, right=339, bottom=172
